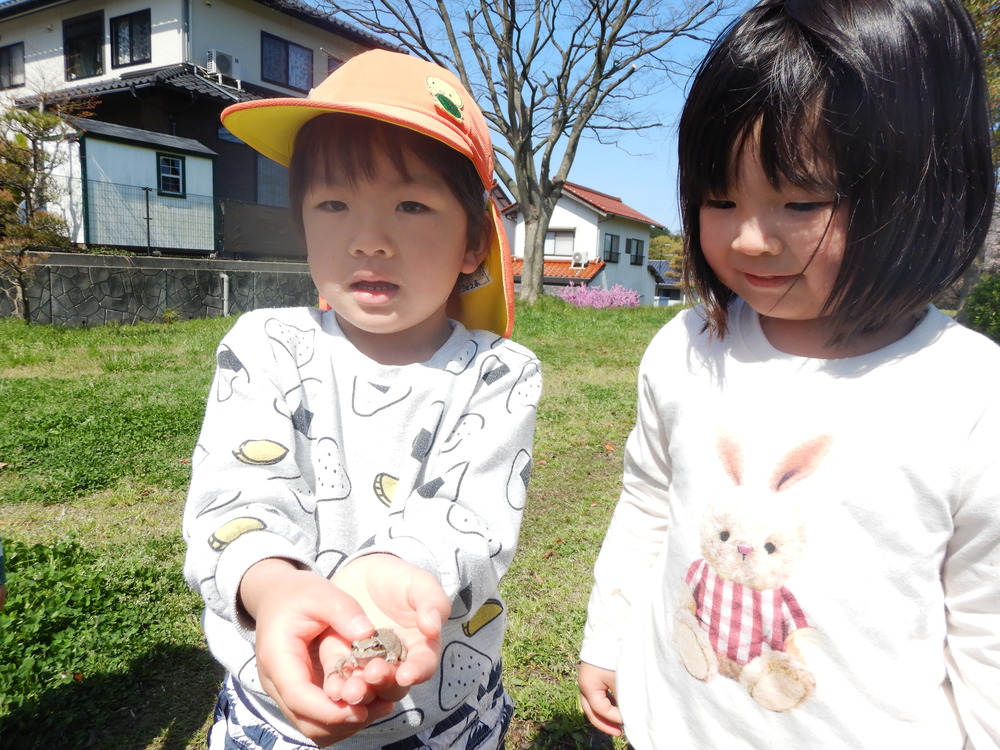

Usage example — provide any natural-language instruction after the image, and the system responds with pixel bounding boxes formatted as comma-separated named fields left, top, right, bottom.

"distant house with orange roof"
left=502, top=181, right=669, bottom=304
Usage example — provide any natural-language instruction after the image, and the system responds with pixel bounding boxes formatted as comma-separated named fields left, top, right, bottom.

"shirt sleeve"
left=579, top=345, right=673, bottom=670
left=355, top=340, right=542, bottom=621
left=182, top=312, right=321, bottom=639
left=944, top=393, right=1000, bottom=750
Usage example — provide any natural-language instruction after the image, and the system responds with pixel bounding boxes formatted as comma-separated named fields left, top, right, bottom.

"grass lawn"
left=0, top=296, right=682, bottom=749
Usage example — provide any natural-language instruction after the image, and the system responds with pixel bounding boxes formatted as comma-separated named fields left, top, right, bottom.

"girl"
left=578, top=1, right=999, bottom=748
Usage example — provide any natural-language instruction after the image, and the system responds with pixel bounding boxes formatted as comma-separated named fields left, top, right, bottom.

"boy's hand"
left=239, top=558, right=396, bottom=745
left=328, top=553, right=451, bottom=696
left=578, top=662, right=623, bottom=737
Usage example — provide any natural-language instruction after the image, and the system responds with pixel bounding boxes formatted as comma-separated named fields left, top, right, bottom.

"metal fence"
left=82, top=179, right=217, bottom=253
left=49, top=177, right=305, bottom=258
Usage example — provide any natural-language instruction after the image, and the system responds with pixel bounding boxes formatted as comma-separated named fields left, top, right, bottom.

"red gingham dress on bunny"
left=686, top=558, right=810, bottom=665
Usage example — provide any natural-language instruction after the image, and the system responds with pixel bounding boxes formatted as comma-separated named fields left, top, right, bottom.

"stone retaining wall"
left=1, top=252, right=317, bottom=325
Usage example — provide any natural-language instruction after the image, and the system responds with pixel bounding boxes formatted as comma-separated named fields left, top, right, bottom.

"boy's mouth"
left=352, top=281, right=398, bottom=292
left=350, top=280, right=399, bottom=303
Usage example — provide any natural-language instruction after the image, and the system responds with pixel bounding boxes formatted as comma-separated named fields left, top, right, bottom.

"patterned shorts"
left=208, top=672, right=513, bottom=750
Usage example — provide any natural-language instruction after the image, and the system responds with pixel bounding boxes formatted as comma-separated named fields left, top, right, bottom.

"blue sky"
left=564, top=3, right=750, bottom=231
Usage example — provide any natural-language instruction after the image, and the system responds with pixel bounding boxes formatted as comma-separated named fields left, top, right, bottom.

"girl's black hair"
left=289, top=113, right=489, bottom=253
left=679, top=0, right=996, bottom=345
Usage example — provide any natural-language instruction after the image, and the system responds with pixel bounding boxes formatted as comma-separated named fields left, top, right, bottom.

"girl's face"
left=303, top=143, right=486, bottom=364
left=699, top=147, right=847, bottom=354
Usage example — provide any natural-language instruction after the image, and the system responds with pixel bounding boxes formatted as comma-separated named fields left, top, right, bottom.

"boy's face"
left=302, top=144, right=487, bottom=363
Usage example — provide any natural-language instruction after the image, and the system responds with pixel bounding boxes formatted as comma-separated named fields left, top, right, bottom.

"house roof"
left=647, top=259, right=681, bottom=285
left=16, top=64, right=264, bottom=107
left=63, top=116, right=217, bottom=157
left=248, top=0, right=395, bottom=50
left=0, top=0, right=393, bottom=50
left=562, top=182, right=664, bottom=229
left=511, top=257, right=606, bottom=282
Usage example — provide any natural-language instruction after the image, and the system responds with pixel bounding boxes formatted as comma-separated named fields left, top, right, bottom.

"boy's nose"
left=350, top=223, right=395, bottom=257
left=731, top=217, right=780, bottom=256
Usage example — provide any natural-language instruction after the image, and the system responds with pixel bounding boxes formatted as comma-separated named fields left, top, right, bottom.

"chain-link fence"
left=82, top=179, right=217, bottom=253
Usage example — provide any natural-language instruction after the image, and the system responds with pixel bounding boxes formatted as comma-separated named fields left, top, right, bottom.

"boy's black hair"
left=679, top=0, right=996, bottom=345
left=289, top=113, right=489, bottom=254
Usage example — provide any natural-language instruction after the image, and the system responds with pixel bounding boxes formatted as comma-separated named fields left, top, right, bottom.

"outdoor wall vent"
left=207, top=49, right=241, bottom=80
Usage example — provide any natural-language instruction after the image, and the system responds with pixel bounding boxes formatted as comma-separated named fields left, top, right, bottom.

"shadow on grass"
left=0, top=643, right=224, bottom=750
left=509, top=713, right=632, bottom=750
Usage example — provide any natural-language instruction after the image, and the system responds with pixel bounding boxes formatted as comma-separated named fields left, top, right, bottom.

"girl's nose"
left=731, top=216, right=780, bottom=256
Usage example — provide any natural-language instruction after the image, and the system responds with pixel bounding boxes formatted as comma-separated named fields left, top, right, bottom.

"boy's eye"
left=398, top=201, right=427, bottom=213
left=704, top=199, right=735, bottom=210
left=318, top=200, right=347, bottom=212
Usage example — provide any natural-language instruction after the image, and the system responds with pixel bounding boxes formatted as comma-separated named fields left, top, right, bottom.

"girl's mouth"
left=744, top=273, right=797, bottom=289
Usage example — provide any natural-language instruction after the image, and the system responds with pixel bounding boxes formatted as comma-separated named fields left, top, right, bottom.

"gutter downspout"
left=220, top=271, right=230, bottom=317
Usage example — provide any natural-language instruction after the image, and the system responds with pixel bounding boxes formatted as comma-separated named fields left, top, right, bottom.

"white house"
left=0, top=0, right=391, bottom=255
left=505, top=181, right=666, bottom=304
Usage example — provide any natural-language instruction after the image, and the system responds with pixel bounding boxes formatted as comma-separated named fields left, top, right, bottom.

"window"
left=544, top=229, right=575, bottom=257
left=257, top=155, right=289, bottom=207
left=627, top=237, right=645, bottom=266
left=111, top=10, right=151, bottom=68
left=261, top=33, right=312, bottom=92
left=64, top=12, right=104, bottom=80
left=157, top=153, right=185, bottom=197
left=327, top=55, right=344, bottom=75
left=0, top=42, right=24, bottom=89
left=603, top=233, right=620, bottom=263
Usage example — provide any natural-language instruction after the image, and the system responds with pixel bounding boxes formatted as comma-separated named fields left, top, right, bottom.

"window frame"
left=111, top=9, right=152, bottom=69
left=63, top=11, right=104, bottom=81
left=261, top=32, right=312, bottom=92
left=0, top=41, right=25, bottom=90
left=603, top=233, right=620, bottom=263
left=544, top=229, right=576, bottom=258
left=157, top=152, right=186, bottom=198
left=626, top=237, right=645, bottom=266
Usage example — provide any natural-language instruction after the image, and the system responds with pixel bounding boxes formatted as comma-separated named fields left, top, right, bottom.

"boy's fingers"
left=392, top=636, right=443, bottom=687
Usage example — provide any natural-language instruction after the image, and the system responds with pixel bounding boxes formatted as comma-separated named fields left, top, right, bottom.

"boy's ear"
left=461, top=231, right=490, bottom=274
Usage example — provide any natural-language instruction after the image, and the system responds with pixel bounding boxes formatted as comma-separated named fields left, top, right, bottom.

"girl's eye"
left=704, top=199, right=735, bottom=210
left=786, top=201, right=830, bottom=213
left=318, top=200, right=347, bottom=212
left=398, top=201, right=428, bottom=213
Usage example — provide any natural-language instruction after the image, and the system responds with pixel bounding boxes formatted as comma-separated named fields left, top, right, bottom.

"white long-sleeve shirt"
left=184, top=308, right=541, bottom=749
left=581, top=300, right=1000, bottom=750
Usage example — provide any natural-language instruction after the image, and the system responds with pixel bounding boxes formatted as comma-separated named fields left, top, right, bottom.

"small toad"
left=330, top=628, right=407, bottom=678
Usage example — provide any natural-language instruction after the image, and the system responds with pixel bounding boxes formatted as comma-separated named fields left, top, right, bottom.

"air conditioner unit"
left=570, top=250, right=587, bottom=269
left=207, top=49, right=241, bottom=79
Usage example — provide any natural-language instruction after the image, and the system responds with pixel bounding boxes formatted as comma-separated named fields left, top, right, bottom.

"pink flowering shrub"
left=554, top=282, right=641, bottom=308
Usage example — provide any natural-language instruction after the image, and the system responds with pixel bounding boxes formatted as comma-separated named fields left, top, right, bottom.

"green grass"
left=0, top=299, right=683, bottom=749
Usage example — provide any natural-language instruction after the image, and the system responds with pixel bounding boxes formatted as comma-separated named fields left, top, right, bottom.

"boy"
left=183, top=50, right=541, bottom=750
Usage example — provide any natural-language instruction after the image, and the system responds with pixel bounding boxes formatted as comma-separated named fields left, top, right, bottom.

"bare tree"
left=304, top=0, right=731, bottom=301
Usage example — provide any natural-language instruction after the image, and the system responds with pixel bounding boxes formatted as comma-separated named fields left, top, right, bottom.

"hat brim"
left=222, top=99, right=485, bottom=183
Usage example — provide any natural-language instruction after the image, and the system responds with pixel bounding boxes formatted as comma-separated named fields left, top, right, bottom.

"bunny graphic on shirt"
left=676, top=433, right=832, bottom=712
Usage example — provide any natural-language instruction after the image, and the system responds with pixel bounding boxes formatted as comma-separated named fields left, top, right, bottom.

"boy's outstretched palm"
left=328, top=553, right=451, bottom=693
left=240, top=558, right=397, bottom=745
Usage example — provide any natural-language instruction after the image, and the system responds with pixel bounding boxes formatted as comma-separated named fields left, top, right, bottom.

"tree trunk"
left=519, top=219, right=544, bottom=302
left=517, top=201, right=558, bottom=303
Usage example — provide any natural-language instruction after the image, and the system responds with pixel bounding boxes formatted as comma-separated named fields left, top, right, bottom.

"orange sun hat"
left=220, top=49, right=514, bottom=338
